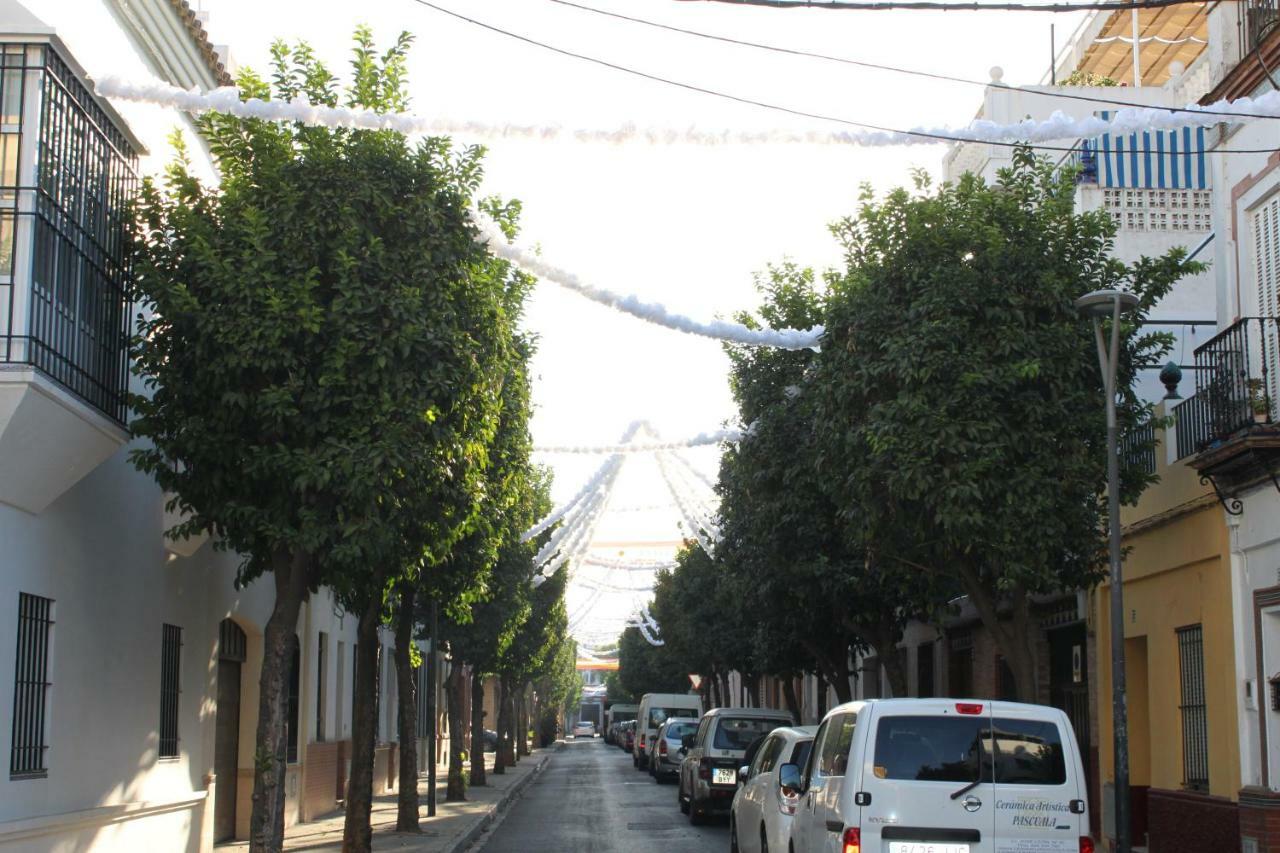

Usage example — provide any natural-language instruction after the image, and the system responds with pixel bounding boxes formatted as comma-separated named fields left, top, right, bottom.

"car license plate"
left=887, top=844, right=969, bottom=853
left=712, top=768, right=736, bottom=785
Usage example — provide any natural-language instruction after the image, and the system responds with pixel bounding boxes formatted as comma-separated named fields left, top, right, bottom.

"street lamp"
left=1076, top=288, right=1140, bottom=853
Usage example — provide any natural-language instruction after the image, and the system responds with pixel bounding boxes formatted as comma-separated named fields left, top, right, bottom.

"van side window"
left=801, top=720, right=828, bottom=790
left=815, top=713, right=857, bottom=777
left=872, top=715, right=991, bottom=783
left=695, top=716, right=712, bottom=747
left=991, top=717, right=1066, bottom=785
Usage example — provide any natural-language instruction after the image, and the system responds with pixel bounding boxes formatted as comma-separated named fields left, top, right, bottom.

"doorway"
left=215, top=619, right=247, bottom=843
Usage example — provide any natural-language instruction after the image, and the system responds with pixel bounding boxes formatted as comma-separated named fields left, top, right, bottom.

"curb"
left=441, top=749, right=556, bottom=853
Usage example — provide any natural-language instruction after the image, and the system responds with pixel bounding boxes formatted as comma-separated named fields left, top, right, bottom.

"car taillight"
left=955, top=703, right=984, bottom=715
left=779, top=793, right=800, bottom=816
left=698, top=757, right=712, bottom=780
left=1079, top=838, right=1094, bottom=853
left=841, top=827, right=860, bottom=853
left=659, top=739, right=668, bottom=756
left=639, top=734, right=646, bottom=746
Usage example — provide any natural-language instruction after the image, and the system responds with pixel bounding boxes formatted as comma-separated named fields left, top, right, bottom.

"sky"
left=197, top=0, right=1093, bottom=646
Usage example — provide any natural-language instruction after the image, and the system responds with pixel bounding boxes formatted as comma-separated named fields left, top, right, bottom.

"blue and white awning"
left=1078, top=111, right=1209, bottom=190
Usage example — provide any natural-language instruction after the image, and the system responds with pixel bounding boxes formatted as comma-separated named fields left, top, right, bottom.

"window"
left=335, top=640, right=345, bottom=738
left=416, top=658, right=429, bottom=740
left=997, top=656, right=1019, bottom=701
left=751, top=735, right=781, bottom=775
left=1255, top=196, right=1280, bottom=406
left=1177, top=624, right=1209, bottom=791
left=285, top=638, right=300, bottom=763
left=874, top=715, right=990, bottom=782
left=917, top=642, right=935, bottom=698
left=694, top=715, right=712, bottom=747
left=10, top=593, right=53, bottom=777
left=713, top=716, right=787, bottom=751
left=316, top=633, right=327, bottom=742
left=789, top=738, right=814, bottom=771
left=814, top=713, right=858, bottom=778
left=991, top=717, right=1066, bottom=785
left=159, top=624, right=182, bottom=758
left=651, top=706, right=698, bottom=729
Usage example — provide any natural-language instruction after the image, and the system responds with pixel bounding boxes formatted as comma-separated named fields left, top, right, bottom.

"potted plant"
left=1248, top=378, right=1270, bottom=424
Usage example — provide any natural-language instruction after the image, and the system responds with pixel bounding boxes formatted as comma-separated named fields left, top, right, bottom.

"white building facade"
left=0, top=3, right=439, bottom=851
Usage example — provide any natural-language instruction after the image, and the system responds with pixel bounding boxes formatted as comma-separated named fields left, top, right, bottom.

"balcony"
left=1172, top=316, right=1280, bottom=512
left=1245, top=0, right=1279, bottom=55
left=0, top=42, right=139, bottom=513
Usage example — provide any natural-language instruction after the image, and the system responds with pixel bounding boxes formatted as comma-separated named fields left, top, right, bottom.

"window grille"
left=285, top=638, right=300, bottom=763
left=10, top=592, right=53, bottom=777
left=159, top=624, right=182, bottom=758
left=316, top=633, right=326, bottom=743
left=1177, top=624, right=1209, bottom=791
left=1102, top=188, right=1213, bottom=233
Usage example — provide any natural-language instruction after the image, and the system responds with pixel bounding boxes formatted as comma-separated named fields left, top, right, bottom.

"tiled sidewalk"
left=220, top=746, right=558, bottom=853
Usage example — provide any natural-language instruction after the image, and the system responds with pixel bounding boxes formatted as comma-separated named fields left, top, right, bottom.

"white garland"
left=581, top=555, right=678, bottom=571
left=658, top=450, right=721, bottom=537
left=523, top=421, right=642, bottom=543
left=476, top=217, right=824, bottom=350
left=93, top=75, right=1280, bottom=149
left=534, top=428, right=741, bottom=454
left=654, top=450, right=719, bottom=556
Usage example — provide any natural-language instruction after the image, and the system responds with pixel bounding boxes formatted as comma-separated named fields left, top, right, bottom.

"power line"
left=547, top=0, right=1276, bottom=121
left=409, top=0, right=1280, bottom=154
left=672, top=0, right=1231, bottom=13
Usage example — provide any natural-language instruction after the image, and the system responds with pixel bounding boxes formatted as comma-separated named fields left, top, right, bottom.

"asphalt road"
left=478, top=737, right=730, bottom=853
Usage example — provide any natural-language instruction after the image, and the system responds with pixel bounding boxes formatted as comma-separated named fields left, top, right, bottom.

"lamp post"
left=1076, top=288, right=1140, bottom=853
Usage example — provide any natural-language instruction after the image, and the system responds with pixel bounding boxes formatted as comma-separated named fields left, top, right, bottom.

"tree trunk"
left=248, top=550, right=311, bottom=853
left=957, top=566, right=1040, bottom=702
left=507, top=684, right=520, bottom=763
left=517, top=684, right=531, bottom=757
left=815, top=670, right=827, bottom=718
left=719, top=672, right=731, bottom=709
left=342, top=584, right=385, bottom=853
left=828, top=655, right=853, bottom=704
left=708, top=674, right=719, bottom=708
left=446, top=664, right=468, bottom=800
left=493, top=678, right=508, bottom=774
left=781, top=677, right=801, bottom=721
left=862, top=621, right=908, bottom=699
left=471, top=673, right=488, bottom=785
left=393, top=584, right=419, bottom=832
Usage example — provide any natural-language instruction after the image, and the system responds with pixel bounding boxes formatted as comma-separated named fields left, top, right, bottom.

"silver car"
left=648, top=717, right=698, bottom=783
left=729, top=726, right=817, bottom=853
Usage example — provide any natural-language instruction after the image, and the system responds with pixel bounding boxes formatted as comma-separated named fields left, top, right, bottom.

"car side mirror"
left=739, top=765, right=750, bottom=785
left=778, top=763, right=803, bottom=795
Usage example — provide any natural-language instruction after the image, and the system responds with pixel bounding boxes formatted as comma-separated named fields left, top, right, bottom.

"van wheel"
left=688, top=799, right=704, bottom=826
left=679, top=784, right=690, bottom=815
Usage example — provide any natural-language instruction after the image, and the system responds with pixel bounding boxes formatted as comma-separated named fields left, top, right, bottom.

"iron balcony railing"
left=1172, top=316, right=1279, bottom=459
left=1121, top=420, right=1157, bottom=476
left=1244, top=0, right=1279, bottom=55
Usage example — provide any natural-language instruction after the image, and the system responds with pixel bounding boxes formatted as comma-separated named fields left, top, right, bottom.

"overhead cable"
left=547, top=0, right=1266, bottom=121
left=672, top=0, right=1228, bottom=13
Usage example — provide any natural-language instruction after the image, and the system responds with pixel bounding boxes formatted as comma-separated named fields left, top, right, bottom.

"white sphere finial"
left=989, top=66, right=1005, bottom=83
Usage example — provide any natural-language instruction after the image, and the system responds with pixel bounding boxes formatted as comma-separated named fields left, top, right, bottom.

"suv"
left=678, top=706, right=793, bottom=824
left=782, top=698, right=1091, bottom=853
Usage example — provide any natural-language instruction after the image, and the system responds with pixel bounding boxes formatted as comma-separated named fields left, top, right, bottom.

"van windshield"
left=612, top=712, right=636, bottom=723
left=714, top=717, right=788, bottom=751
left=873, top=716, right=1067, bottom=786
left=649, top=707, right=698, bottom=728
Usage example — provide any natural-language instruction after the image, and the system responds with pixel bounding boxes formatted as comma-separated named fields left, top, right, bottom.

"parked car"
left=482, top=728, right=498, bottom=753
left=622, top=720, right=636, bottom=753
left=571, top=720, right=596, bottom=738
left=729, top=726, right=817, bottom=853
left=635, top=692, right=702, bottom=770
left=605, top=703, right=638, bottom=745
left=679, top=706, right=794, bottom=824
left=782, top=698, right=1091, bottom=853
left=648, top=717, right=699, bottom=783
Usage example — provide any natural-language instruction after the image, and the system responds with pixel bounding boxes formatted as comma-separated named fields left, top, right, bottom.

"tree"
left=715, top=263, right=943, bottom=701
left=812, top=151, right=1194, bottom=700
left=495, top=566, right=570, bottom=766
left=616, top=618, right=692, bottom=700
left=130, top=30, right=524, bottom=853
left=533, top=636, right=581, bottom=746
left=603, top=671, right=636, bottom=705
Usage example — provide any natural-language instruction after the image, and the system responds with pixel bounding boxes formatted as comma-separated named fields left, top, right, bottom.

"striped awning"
left=1078, top=111, right=1209, bottom=190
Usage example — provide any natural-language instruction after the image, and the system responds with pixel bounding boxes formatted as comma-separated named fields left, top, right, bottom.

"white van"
left=634, top=692, right=702, bottom=770
left=781, top=698, right=1091, bottom=853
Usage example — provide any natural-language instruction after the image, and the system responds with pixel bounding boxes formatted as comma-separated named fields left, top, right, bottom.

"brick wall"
left=1240, top=787, right=1280, bottom=853
left=1148, top=787, right=1240, bottom=853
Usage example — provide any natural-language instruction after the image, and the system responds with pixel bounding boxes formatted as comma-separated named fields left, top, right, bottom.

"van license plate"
left=887, top=844, right=970, bottom=853
left=712, top=768, right=736, bottom=785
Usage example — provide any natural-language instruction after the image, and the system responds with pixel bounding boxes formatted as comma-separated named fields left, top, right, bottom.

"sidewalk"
left=221, top=746, right=559, bottom=853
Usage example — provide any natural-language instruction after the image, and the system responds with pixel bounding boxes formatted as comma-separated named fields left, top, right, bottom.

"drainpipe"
left=1227, top=512, right=1259, bottom=788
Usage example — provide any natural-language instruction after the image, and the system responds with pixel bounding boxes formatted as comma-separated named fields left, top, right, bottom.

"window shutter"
left=1256, top=197, right=1280, bottom=407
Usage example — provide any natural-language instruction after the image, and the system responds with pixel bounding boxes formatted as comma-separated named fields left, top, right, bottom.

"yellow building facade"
left=1094, top=419, right=1240, bottom=850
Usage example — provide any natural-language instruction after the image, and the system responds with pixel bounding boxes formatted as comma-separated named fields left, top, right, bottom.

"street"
left=478, top=738, right=730, bottom=853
